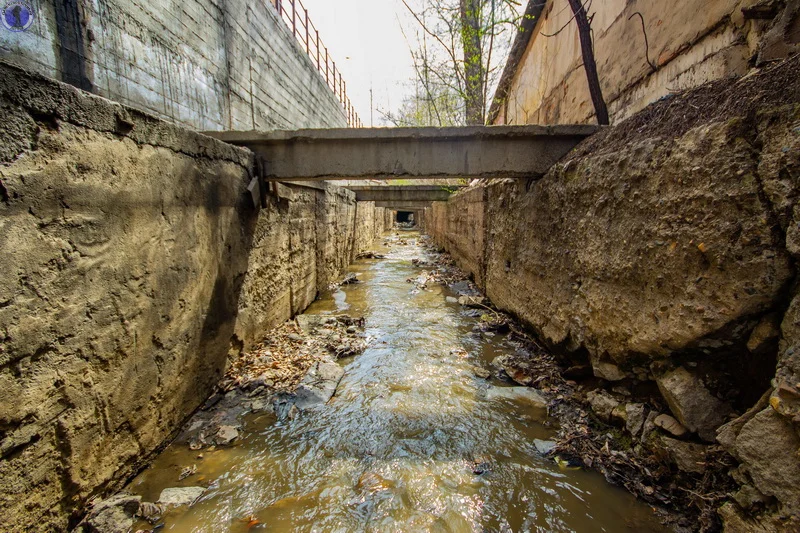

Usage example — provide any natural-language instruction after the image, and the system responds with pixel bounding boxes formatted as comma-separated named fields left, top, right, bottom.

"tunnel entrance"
left=396, top=211, right=414, bottom=224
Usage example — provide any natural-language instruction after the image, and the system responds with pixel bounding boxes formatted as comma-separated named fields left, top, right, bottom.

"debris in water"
left=357, top=251, right=386, bottom=259
left=178, top=464, right=197, bottom=481
left=241, top=515, right=260, bottom=528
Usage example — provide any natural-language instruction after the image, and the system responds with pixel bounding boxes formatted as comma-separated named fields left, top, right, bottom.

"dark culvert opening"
left=396, top=211, right=413, bottom=223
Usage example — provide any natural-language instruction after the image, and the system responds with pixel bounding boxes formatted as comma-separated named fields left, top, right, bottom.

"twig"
left=628, top=12, right=657, bottom=72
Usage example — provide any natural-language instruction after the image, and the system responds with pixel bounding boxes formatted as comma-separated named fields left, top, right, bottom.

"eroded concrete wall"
left=495, top=0, right=800, bottom=125
left=234, top=188, right=391, bottom=351
left=425, top=188, right=486, bottom=288
left=426, top=56, right=800, bottom=528
left=0, top=0, right=346, bottom=130
left=0, top=61, right=385, bottom=532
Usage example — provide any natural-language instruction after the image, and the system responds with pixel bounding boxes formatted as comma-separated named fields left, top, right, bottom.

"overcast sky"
left=299, top=0, right=416, bottom=126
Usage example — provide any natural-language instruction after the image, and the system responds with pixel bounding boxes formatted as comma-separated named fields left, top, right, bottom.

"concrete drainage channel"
left=76, top=230, right=670, bottom=532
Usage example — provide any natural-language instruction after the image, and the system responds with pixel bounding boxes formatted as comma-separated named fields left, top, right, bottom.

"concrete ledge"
left=207, top=125, right=599, bottom=181
left=0, top=60, right=252, bottom=168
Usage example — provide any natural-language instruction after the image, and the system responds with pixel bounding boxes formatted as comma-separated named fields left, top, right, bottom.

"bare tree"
left=396, top=0, right=523, bottom=126
left=566, top=0, right=608, bottom=124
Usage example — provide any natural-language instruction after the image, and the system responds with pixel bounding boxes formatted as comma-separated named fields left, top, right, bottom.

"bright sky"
left=299, top=0, right=416, bottom=126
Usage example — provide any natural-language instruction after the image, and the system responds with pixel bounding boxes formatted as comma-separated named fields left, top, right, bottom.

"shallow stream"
left=126, top=230, right=668, bottom=532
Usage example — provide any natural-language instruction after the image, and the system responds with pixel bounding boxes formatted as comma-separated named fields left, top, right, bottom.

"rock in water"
left=485, top=386, right=547, bottom=408
left=472, top=366, right=491, bottom=379
left=158, top=486, right=206, bottom=508
left=533, top=439, right=557, bottom=456
left=294, top=360, right=345, bottom=409
left=656, top=366, right=732, bottom=441
left=215, top=425, right=239, bottom=446
left=138, top=501, right=162, bottom=522
left=458, top=295, right=485, bottom=307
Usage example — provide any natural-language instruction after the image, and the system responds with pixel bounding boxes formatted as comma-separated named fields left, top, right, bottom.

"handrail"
left=270, top=0, right=363, bottom=127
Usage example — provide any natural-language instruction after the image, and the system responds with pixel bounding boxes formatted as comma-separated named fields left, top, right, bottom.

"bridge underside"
left=373, top=201, right=434, bottom=209
left=346, top=186, right=457, bottom=202
left=208, top=125, right=597, bottom=181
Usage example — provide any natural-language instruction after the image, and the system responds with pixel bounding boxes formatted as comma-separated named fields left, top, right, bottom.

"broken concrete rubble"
left=656, top=367, right=733, bottom=442
left=654, top=414, right=689, bottom=438
left=75, top=494, right=141, bottom=533
left=586, top=389, right=620, bottom=422
left=730, top=408, right=800, bottom=514
left=658, top=436, right=708, bottom=474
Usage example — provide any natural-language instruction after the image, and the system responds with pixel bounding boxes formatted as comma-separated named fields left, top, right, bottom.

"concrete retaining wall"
left=425, top=188, right=486, bottom=288
left=0, top=61, right=384, bottom=532
left=494, top=0, right=799, bottom=125
left=0, top=0, right=347, bottom=131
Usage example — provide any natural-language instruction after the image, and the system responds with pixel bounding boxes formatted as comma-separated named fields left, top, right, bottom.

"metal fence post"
left=316, top=30, right=320, bottom=68
left=291, top=0, right=296, bottom=36
left=305, top=8, right=310, bottom=53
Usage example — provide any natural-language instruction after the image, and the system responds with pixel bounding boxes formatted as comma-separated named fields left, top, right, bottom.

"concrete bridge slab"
left=208, top=125, right=598, bottom=181
left=373, top=201, right=435, bottom=209
left=345, top=185, right=460, bottom=202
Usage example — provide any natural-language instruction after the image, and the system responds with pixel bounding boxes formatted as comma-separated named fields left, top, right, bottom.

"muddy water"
left=127, top=231, right=668, bottom=532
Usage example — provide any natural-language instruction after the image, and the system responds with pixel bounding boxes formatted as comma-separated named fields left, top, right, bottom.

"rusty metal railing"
left=271, top=0, right=363, bottom=128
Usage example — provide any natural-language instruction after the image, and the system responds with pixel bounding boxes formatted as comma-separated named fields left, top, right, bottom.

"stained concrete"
left=494, top=0, right=797, bottom=125
left=0, top=0, right=347, bottom=131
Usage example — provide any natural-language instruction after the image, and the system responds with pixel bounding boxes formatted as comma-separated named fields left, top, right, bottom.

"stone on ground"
left=80, top=494, right=140, bottom=533
left=586, top=389, right=620, bottom=422
left=658, top=436, right=708, bottom=473
left=625, top=403, right=647, bottom=437
left=654, top=413, right=688, bottom=438
left=732, top=408, right=800, bottom=513
left=656, top=366, right=732, bottom=441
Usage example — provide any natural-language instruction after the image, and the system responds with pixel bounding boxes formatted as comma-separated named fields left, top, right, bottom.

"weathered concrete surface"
left=493, top=0, right=798, bottom=125
left=426, top=56, right=800, bottom=527
left=0, top=61, right=388, bottom=532
left=0, top=0, right=347, bottom=131
left=429, top=118, right=792, bottom=368
left=347, top=186, right=460, bottom=202
left=423, top=187, right=487, bottom=287
left=208, top=125, right=598, bottom=180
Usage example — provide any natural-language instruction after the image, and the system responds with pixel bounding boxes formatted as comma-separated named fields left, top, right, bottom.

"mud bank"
left=0, top=61, right=391, bottom=532
left=424, top=55, right=800, bottom=531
